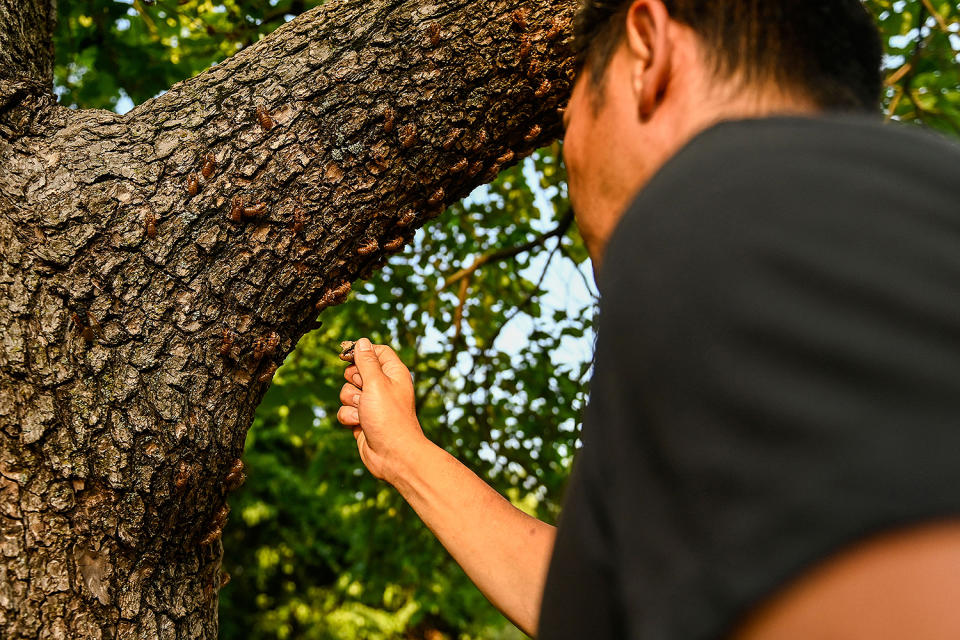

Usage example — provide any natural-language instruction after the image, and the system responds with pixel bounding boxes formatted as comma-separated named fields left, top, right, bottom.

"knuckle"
left=337, top=406, right=357, bottom=424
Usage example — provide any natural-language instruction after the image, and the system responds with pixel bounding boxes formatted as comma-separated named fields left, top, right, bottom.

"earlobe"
left=639, top=64, right=662, bottom=120
left=632, top=66, right=645, bottom=104
left=633, top=67, right=649, bottom=121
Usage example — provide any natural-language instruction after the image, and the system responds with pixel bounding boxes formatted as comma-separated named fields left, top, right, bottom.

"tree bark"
left=0, top=0, right=56, bottom=87
left=0, top=0, right=577, bottom=637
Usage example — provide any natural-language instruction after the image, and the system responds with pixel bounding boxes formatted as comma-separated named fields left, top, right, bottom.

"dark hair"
left=572, top=0, right=884, bottom=111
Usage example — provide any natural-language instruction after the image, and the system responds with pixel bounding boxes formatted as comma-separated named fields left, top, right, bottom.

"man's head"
left=563, top=0, right=883, bottom=270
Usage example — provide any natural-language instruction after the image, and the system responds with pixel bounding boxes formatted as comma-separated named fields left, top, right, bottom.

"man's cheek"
left=567, top=171, right=580, bottom=208
left=563, top=134, right=585, bottom=189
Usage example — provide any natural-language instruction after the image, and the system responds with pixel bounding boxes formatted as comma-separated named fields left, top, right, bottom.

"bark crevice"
left=0, top=0, right=577, bottom=636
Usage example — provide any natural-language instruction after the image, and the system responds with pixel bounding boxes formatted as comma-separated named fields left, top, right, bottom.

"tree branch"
left=441, top=206, right=575, bottom=290
left=452, top=273, right=471, bottom=341
left=919, top=0, right=950, bottom=32
left=0, top=0, right=579, bottom=634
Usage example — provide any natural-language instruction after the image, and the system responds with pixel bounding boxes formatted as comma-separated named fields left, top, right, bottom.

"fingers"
left=371, top=344, right=409, bottom=381
left=337, top=381, right=360, bottom=426
left=343, top=365, right=362, bottom=388
left=339, top=382, right=361, bottom=407
left=342, top=340, right=409, bottom=388
left=337, top=405, right=359, bottom=426
left=371, top=343, right=402, bottom=365
left=352, top=338, right=385, bottom=383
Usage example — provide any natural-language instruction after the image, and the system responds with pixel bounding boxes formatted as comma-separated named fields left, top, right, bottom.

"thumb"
left=352, top=338, right=384, bottom=383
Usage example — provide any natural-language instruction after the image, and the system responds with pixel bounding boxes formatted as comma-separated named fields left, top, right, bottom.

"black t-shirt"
left=537, top=115, right=960, bottom=640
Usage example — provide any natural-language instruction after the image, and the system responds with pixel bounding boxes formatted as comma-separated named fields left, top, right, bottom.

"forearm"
left=387, top=437, right=556, bottom=637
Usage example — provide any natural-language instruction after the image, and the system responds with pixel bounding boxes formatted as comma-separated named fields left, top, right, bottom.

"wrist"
left=383, top=431, right=439, bottom=492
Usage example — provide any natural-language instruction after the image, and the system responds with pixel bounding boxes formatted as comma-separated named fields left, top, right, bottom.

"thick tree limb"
left=0, top=0, right=578, bottom=636
left=0, top=0, right=56, bottom=88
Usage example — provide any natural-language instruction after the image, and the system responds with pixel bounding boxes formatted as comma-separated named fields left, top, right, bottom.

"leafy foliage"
left=871, top=0, right=960, bottom=134
left=54, top=0, right=325, bottom=110
left=53, top=1, right=960, bottom=638
left=217, top=155, right=590, bottom=640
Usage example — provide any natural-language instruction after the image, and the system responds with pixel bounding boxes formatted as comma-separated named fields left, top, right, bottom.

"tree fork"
left=0, top=0, right=577, bottom=637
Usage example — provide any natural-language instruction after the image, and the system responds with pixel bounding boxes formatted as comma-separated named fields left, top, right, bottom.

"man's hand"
left=337, top=338, right=427, bottom=483
left=336, top=337, right=555, bottom=636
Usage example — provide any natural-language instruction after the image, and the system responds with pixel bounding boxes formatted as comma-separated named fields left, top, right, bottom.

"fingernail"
left=353, top=374, right=362, bottom=386
left=357, top=338, right=372, bottom=351
left=352, top=394, right=360, bottom=406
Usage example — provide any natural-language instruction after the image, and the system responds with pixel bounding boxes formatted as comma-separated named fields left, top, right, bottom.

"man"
left=338, top=1, right=960, bottom=637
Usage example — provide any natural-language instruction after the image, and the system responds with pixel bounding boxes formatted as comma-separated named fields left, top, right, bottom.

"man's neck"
left=683, top=85, right=822, bottom=152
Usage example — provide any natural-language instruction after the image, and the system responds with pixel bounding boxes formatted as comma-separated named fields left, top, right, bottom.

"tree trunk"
left=0, top=0, right=576, bottom=636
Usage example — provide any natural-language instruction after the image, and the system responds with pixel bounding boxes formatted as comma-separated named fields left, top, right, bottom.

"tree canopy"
left=52, top=1, right=960, bottom=638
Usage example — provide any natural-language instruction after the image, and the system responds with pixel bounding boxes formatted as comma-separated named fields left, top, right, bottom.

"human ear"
left=624, top=0, right=672, bottom=120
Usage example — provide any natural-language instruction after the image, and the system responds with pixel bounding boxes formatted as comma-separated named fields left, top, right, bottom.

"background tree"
left=6, top=1, right=958, bottom=638
left=0, top=0, right=578, bottom=637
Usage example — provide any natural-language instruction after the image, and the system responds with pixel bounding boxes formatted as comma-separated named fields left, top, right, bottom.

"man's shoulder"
left=632, top=113, right=959, bottom=210
left=660, top=113, right=960, bottom=173
left=603, top=114, right=960, bottom=293
left=598, top=113, right=960, bottom=339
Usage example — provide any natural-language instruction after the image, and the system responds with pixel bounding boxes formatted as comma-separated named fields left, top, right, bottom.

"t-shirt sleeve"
left=537, top=442, right=624, bottom=639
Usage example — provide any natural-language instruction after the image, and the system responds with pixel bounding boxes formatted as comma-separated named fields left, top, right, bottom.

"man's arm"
left=731, top=521, right=960, bottom=640
left=336, top=338, right=556, bottom=637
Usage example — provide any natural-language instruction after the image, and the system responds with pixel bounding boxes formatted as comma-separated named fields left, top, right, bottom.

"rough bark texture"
left=0, top=0, right=56, bottom=89
left=0, top=0, right=577, bottom=637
